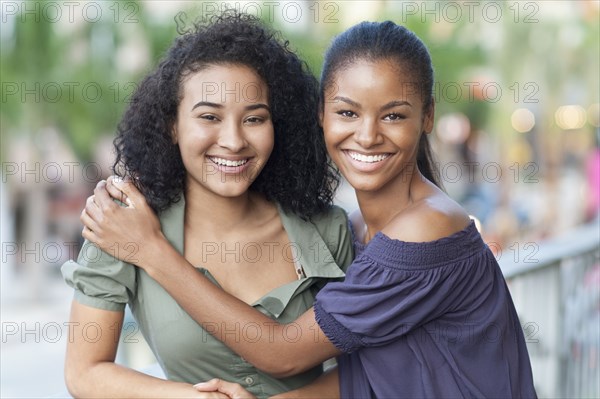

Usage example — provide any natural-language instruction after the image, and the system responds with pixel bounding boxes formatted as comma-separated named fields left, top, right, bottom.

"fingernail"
left=113, top=176, right=123, bottom=185
left=126, top=198, right=134, bottom=207
left=193, top=383, right=208, bottom=388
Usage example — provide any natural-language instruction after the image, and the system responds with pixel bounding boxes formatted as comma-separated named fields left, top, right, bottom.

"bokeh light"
left=436, top=113, right=470, bottom=144
left=555, top=105, right=587, bottom=130
left=511, top=108, right=536, bottom=133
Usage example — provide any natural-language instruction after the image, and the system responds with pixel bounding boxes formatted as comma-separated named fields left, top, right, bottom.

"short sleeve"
left=314, top=259, right=457, bottom=353
left=61, top=240, right=137, bottom=311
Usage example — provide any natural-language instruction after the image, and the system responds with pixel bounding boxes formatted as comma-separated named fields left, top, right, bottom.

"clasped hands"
left=193, top=379, right=257, bottom=399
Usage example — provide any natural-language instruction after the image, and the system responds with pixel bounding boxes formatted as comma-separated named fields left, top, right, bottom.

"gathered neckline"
left=354, top=220, right=486, bottom=270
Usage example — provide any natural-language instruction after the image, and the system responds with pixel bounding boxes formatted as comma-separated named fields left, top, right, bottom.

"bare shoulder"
left=382, top=194, right=472, bottom=243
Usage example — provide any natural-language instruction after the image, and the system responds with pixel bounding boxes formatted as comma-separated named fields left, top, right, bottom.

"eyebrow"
left=191, top=101, right=270, bottom=112
left=245, top=103, right=270, bottom=112
left=192, top=101, right=222, bottom=111
left=331, top=97, right=411, bottom=110
left=332, top=96, right=360, bottom=108
left=381, top=100, right=411, bottom=111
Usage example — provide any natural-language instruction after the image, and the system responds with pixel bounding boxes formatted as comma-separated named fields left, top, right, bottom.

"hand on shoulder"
left=382, top=194, right=471, bottom=243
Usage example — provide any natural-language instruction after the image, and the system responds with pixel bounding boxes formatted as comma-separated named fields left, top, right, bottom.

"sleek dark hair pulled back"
left=320, top=21, right=441, bottom=187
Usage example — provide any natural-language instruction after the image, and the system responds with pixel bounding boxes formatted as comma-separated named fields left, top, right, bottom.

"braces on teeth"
left=211, top=158, right=249, bottom=167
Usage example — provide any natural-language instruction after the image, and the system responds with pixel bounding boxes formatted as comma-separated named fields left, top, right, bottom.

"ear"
left=318, top=103, right=324, bottom=127
left=171, top=125, right=178, bottom=144
left=423, top=97, right=435, bottom=134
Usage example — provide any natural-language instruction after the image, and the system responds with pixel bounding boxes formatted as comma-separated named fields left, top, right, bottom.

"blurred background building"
left=1, top=1, right=598, bottom=397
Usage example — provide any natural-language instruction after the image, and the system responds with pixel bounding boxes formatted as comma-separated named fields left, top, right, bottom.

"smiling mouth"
left=208, top=157, right=250, bottom=167
left=346, top=151, right=391, bottom=163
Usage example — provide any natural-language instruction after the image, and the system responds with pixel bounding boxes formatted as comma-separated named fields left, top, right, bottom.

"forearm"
left=83, top=179, right=341, bottom=376
left=143, top=239, right=338, bottom=376
left=270, top=367, right=339, bottom=399
left=66, top=361, right=203, bottom=399
left=66, top=302, right=218, bottom=398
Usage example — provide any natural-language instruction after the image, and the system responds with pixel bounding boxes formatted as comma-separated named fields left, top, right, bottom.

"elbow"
left=262, top=365, right=297, bottom=379
left=251, top=339, right=324, bottom=378
left=65, top=363, right=84, bottom=398
left=64, top=360, right=90, bottom=398
left=257, top=357, right=309, bottom=379
left=64, top=366, right=81, bottom=398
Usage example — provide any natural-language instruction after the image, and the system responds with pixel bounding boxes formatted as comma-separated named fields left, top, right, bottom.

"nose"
left=217, top=121, right=248, bottom=152
left=354, top=118, right=382, bottom=148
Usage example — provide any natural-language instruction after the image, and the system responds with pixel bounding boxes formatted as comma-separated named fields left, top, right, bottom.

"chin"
left=216, top=185, right=253, bottom=198
left=202, top=179, right=251, bottom=197
left=343, top=176, right=384, bottom=193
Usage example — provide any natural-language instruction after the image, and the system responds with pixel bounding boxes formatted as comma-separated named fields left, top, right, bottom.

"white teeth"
left=210, top=157, right=249, bottom=167
left=348, top=151, right=389, bottom=163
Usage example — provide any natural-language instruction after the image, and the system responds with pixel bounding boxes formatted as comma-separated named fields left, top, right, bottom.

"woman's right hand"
left=191, top=390, right=231, bottom=399
left=194, top=379, right=257, bottom=399
left=81, top=176, right=165, bottom=268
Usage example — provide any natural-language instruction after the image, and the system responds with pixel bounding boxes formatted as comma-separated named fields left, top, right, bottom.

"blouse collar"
left=159, top=198, right=345, bottom=318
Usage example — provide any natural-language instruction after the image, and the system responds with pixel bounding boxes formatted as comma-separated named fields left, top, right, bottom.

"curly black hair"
left=113, top=11, right=339, bottom=218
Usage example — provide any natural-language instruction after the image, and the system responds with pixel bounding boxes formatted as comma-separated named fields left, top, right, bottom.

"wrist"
left=137, top=233, right=172, bottom=272
left=172, top=381, right=211, bottom=398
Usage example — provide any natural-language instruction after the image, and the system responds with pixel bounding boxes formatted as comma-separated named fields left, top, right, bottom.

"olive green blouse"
left=61, top=199, right=353, bottom=398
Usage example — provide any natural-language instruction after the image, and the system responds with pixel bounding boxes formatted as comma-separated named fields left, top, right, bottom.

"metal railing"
left=501, top=220, right=600, bottom=398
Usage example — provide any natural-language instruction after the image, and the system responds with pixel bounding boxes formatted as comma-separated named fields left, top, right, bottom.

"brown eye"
left=200, top=114, right=219, bottom=121
left=384, top=113, right=405, bottom=121
left=244, top=116, right=264, bottom=124
left=337, top=110, right=357, bottom=118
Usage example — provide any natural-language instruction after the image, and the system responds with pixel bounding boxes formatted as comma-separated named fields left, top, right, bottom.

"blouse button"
left=244, top=376, right=255, bottom=385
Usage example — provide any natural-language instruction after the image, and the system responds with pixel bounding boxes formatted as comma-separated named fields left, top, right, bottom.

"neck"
left=355, top=171, right=424, bottom=242
left=184, top=184, right=256, bottom=234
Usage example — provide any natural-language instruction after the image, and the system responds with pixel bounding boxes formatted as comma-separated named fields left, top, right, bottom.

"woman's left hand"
left=194, top=379, right=257, bottom=399
left=81, top=176, right=164, bottom=268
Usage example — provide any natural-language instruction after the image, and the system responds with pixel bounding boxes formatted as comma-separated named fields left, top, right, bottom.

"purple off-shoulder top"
left=314, top=221, right=537, bottom=398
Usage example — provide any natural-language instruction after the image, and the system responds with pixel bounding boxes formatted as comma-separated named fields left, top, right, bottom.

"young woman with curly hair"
left=62, top=12, right=353, bottom=398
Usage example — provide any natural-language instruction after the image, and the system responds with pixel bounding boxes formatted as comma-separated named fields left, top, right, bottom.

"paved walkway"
left=1, top=274, right=72, bottom=398
left=1, top=272, right=158, bottom=398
